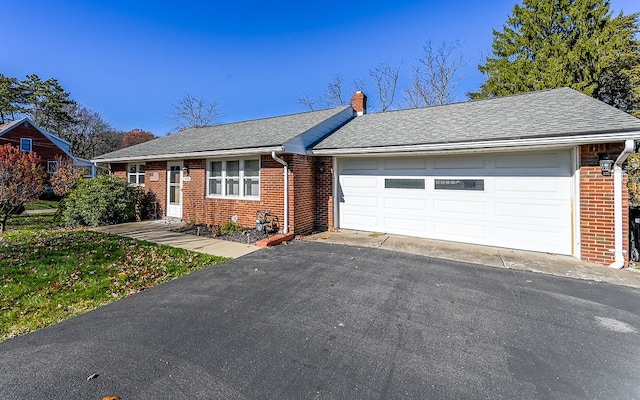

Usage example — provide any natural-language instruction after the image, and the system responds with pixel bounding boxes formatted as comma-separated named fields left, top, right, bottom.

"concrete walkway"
left=91, top=220, right=260, bottom=259
left=304, top=229, right=640, bottom=289
left=22, top=208, right=57, bottom=215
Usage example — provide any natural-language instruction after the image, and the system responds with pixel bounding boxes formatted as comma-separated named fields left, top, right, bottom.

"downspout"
left=610, top=139, right=635, bottom=269
left=271, top=151, right=289, bottom=234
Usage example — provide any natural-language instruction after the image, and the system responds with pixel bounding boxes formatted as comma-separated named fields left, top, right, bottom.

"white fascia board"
left=311, top=131, right=640, bottom=157
left=72, top=157, right=96, bottom=167
left=92, top=146, right=283, bottom=164
left=0, top=118, right=25, bottom=136
left=282, top=107, right=354, bottom=155
left=0, top=117, right=73, bottom=149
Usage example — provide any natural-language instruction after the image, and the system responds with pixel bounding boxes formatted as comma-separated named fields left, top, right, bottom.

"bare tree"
left=405, top=41, right=465, bottom=107
left=369, top=60, right=401, bottom=112
left=298, top=92, right=316, bottom=111
left=323, top=73, right=347, bottom=107
left=299, top=74, right=369, bottom=112
left=170, top=94, right=221, bottom=131
left=65, top=106, right=122, bottom=159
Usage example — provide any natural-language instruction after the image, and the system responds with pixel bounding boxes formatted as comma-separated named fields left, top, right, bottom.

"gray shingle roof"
left=93, top=106, right=352, bottom=162
left=313, top=88, right=640, bottom=151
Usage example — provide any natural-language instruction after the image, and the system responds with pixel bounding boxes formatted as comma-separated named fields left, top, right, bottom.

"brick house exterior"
left=579, top=143, right=630, bottom=265
left=95, top=89, right=640, bottom=268
left=0, top=117, right=96, bottom=178
left=112, top=154, right=324, bottom=234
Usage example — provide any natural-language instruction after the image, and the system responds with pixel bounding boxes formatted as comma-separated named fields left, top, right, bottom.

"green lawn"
left=23, top=199, right=60, bottom=210
left=0, top=214, right=228, bottom=342
left=7, top=213, right=60, bottom=231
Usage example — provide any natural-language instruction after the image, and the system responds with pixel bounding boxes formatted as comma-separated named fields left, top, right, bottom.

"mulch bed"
left=174, top=224, right=276, bottom=244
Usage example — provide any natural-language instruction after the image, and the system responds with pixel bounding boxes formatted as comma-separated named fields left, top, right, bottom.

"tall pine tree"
left=470, top=0, right=640, bottom=117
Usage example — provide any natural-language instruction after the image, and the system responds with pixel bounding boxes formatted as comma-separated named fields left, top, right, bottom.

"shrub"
left=221, top=220, right=243, bottom=234
left=57, top=175, right=144, bottom=227
left=0, top=144, right=45, bottom=232
left=628, top=153, right=640, bottom=207
left=50, top=155, right=82, bottom=197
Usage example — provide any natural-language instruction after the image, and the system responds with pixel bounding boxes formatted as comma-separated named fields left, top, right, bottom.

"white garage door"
left=337, top=150, right=574, bottom=255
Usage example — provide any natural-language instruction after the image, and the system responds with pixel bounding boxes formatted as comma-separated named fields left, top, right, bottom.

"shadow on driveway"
left=1, top=241, right=639, bottom=399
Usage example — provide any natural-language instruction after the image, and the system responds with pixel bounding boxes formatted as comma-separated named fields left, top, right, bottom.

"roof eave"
left=311, top=131, right=640, bottom=156
left=92, top=146, right=284, bottom=163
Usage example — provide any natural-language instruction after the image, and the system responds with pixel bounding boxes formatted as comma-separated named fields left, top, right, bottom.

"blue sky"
left=3, top=0, right=639, bottom=136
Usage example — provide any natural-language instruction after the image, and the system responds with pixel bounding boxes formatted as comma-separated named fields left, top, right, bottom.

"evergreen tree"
left=21, top=74, right=76, bottom=134
left=470, top=0, right=640, bottom=116
left=0, top=75, right=25, bottom=124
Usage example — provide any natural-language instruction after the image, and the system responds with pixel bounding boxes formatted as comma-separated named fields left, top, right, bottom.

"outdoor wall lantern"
left=318, top=162, right=326, bottom=174
left=599, top=153, right=614, bottom=176
left=182, top=165, right=190, bottom=176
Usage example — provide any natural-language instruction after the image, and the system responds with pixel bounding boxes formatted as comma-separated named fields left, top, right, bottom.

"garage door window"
left=385, top=178, right=425, bottom=189
left=435, top=179, right=484, bottom=191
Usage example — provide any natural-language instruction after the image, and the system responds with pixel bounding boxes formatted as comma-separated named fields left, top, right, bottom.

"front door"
left=166, top=162, right=183, bottom=219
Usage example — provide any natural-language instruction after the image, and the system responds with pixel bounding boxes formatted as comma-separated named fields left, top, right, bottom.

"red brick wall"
left=144, top=161, right=167, bottom=217
left=182, top=159, right=205, bottom=223
left=111, top=163, right=127, bottom=179
left=196, top=156, right=286, bottom=230
left=289, top=155, right=316, bottom=234
left=112, top=154, right=333, bottom=235
left=0, top=121, right=71, bottom=175
left=314, top=156, right=334, bottom=231
left=580, top=143, right=629, bottom=266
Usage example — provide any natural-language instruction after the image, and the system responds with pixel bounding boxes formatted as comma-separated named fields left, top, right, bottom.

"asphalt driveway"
left=1, top=241, right=639, bottom=399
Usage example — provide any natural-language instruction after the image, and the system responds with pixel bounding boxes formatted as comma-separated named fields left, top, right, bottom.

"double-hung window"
left=209, top=161, right=223, bottom=195
left=207, top=159, right=259, bottom=199
left=225, top=161, right=240, bottom=196
left=47, top=161, right=59, bottom=174
left=243, top=160, right=260, bottom=196
left=128, top=163, right=145, bottom=186
left=20, top=138, right=32, bottom=152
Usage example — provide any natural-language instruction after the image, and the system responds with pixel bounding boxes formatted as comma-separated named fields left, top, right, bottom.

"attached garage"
left=312, top=89, right=640, bottom=265
left=336, top=150, right=575, bottom=255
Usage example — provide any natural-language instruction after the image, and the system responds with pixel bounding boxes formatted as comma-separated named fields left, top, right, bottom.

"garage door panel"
left=384, top=217, right=426, bottom=234
left=384, top=196, right=426, bottom=211
left=495, top=226, right=571, bottom=254
left=495, top=152, right=563, bottom=168
left=494, top=152, right=572, bottom=177
left=496, top=201, right=567, bottom=220
left=341, top=176, right=378, bottom=189
left=383, top=158, right=427, bottom=170
left=338, top=150, right=574, bottom=256
left=344, top=195, right=378, bottom=208
left=341, top=212, right=380, bottom=231
left=433, top=156, right=486, bottom=170
left=341, top=159, right=379, bottom=172
left=433, top=219, right=488, bottom=240
left=433, top=198, right=486, bottom=215
left=495, top=178, right=567, bottom=195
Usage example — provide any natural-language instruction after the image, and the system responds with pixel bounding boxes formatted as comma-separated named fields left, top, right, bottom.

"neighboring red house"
left=0, top=117, right=95, bottom=178
left=93, top=89, right=640, bottom=268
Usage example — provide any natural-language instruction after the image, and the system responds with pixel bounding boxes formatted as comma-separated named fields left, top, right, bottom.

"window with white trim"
left=207, top=159, right=260, bottom=199
left=128, top=163, right=145, bottom=186
left=20, top=138, right=32, bottom=152
left=47, top=161, right=59, bottom=174
left=226, top=160, right=240, bottom=196
left=243, top=159, right=260, bottom=196
left=209, top=161, right=222, bottom=195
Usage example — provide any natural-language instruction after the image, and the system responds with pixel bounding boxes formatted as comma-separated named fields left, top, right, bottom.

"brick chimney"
left=351, top=91, right=367, bottom=116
